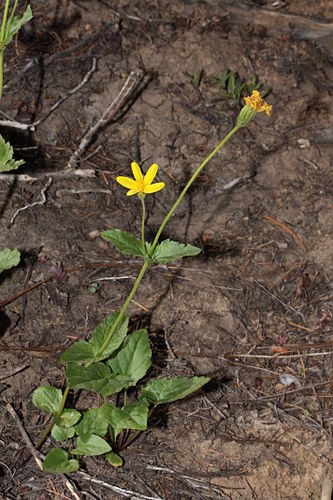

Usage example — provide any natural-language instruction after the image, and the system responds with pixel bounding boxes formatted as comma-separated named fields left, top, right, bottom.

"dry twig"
left=10, top=177, right=52, bottom=225
left=67, top=69, right=145, bottom=168
left=0, top=169, right=96, bottom=182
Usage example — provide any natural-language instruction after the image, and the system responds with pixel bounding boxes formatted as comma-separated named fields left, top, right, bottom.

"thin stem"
left=140, top=194, right=146, bottom=255
left=150, top=125, right=240, bottom=254
left=35, top=385, right=70, bottom=450
left=123, top=389, right=127, bottom=407
left=5, top=0, right=19, bottom=41
left=87, top=260, right=149, bottom=364
left=0, top=1, right=10, bottom=43
left=0, top=0, right=10, bottom=103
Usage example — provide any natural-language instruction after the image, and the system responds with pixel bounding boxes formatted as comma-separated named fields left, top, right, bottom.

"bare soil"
left=1, top=1, right=333, bottom=498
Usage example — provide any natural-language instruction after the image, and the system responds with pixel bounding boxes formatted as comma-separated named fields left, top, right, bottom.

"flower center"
left=137, top=180, right=145, bottom=193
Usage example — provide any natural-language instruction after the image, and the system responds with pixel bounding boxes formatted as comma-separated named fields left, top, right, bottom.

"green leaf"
left=105, top=451, right=123, bottom=467
left=75, top=407, right=109, bottom=438
left=4, top=6, right=33, bottom=47
left=43, top=448, right=79, bottom=473
left=51, top=425, right=75, bottom=442
left=53, top=409, right=81, bottom=429
left=100, top=374, right=133, bottom=397
left=32, top=386, right=62, bottom=413
left=101, top=229, right=144, bottom=257
left=142, top=376, right=210, bottom=405
left=0, top=247, right=20, bottom=274
left=71, top=433, right=111, bottom=456
left=152, top=240, right=201, bottom=264
left=107, top=329, right=151, bottom=387
left=61, top=341, right=94, bottom=364
left=104, top=398, right=149, bottom=439
left=90, top=312, right=129, bottom=361
left=66, top=362, right=131, bottom=396
left=66, top=362, right=111, bottom=392
left=0, top=135, right=24, bottom=172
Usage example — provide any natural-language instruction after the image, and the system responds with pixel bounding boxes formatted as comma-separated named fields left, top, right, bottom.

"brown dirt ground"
left=1, top=0, right=333, bottom=498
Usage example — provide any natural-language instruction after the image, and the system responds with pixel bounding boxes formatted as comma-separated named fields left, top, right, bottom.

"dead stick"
left=10, top=178, right=52, bottom=225
left=67, top=69, right=144, bottom=168
left=5, top=402, right=43, bottom=470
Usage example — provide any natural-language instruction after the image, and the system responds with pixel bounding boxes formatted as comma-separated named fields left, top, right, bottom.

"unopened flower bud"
left=237, top=105, right=257, bottom=128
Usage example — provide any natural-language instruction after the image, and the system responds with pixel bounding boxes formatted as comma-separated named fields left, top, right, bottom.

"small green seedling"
left=184, top=69, right=203, bottom=88
left=218, top=69, right=271, bottom=104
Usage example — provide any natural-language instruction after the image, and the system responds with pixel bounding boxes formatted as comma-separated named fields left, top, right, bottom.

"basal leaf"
left=0, top=135, right=24, bottom=172
left=51, top=425, right=75, bottom=442
left=106, top=397, right=149, bottom=439
left=90, top=312, right=128, bottom=361
left=71, top=433, right=111, bottom=456
left=107, top=329, right=151, bottom=386
left=100, top=374, right=133, bottom=397
left=0, top=247, right=20, bottom=274
left=75, top=407, right=109, bottom=438
left=105, top=451, right=123, bottom=467
left=53, top=409, right=81, bottom=428
left=101, top=229, right=144, bottom=257
left=60, top=341, right=94, bottom=364
left=151, top=239, right=201, bottom=264
left=32, top=386, right=62, bottom=413
left=66, top=362, right=111, bottom=393
left=142, top=376, right=210, bottom=405
left=43, top=448, right=79, bottom=473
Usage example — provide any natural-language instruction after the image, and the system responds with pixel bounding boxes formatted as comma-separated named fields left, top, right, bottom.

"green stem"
left=87, top=260, right=149, bottom=364
left=0, top=1, right=10, bottom=43
left=140, top=194, right=146, bottom=255
left=150, top=124, right=240, bottom=254
left=5, top=0, right=19, bottom=41
left=0, top=0, right=10, bottom=103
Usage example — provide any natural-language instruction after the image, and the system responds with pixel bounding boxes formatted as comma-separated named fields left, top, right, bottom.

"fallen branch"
left=67, top=69, right=145, bottom=168
left=0, top=169, right=95, bottom=182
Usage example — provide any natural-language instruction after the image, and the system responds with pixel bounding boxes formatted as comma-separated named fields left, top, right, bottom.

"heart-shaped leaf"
left=142, top=376, right=210, bottom=405
left=43, top=448, right=79, bottom=473
left=151, top=240, right=201, bottom=264
left=101, top=229, right=144, bottom=258
left=71, top=433, right=111, bottom=456
left=107, top=329, right=151, bottom=387
left=32, top=386, right=62, bottom=413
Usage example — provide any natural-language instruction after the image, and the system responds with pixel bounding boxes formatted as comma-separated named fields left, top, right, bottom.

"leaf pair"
left=101, top=229, right=201, bottom=264
left=65, top=329, right=152, bottom=396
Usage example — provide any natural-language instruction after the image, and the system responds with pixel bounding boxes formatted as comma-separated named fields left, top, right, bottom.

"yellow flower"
left=116, top=162, right=165, bottom=196
left=244, top=90, right=272, bottom=116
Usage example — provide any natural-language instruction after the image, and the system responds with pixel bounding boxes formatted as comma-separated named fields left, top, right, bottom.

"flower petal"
left=144, top=163, right=158, bottom=186
left=144, top=182, right=165, bottom=194
left=131, top=162, right=143, bottom=182
left=127, top=187, right=139, bottom=196
left=116, top=176, right=138, bottom=190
